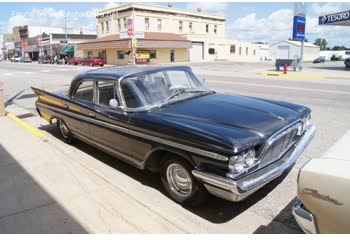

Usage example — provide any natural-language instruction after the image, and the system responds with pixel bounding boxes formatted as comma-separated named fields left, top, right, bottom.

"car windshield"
left=121, top=69, right=211, bottom=110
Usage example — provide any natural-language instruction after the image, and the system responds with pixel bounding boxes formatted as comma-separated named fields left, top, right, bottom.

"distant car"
left=68, top=57, right=83, bottom=65
left=293, top=157, right=350, bottom=233
left=81, top=56, right=105, bottom=67
left=313, top=57, right=325, bottom=64
left=20, top=57, right=32, bottom=63
left=344, top=58, right=350, bottom=68
left=11, top=56, right=21, bottom=62
left=38, top=55, right=52, bottom=64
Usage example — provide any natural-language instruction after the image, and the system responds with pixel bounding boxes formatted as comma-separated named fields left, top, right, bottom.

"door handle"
left=88, top=112, right=96, bottom=117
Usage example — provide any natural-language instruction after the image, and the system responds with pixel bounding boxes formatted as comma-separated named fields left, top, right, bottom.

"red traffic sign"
left=22, top=43, right=28, bottom=50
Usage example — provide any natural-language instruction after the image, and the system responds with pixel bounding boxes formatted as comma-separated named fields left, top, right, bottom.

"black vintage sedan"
left=32, top=66, right=316, bottom=206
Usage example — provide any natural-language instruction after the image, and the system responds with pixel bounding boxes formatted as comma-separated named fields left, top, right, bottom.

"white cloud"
left=185, top=2, right=228, bottom=15
left=104, top=1, right=122, bottom=10
left=6, top=7, right=98, bottom=33
left=229, top=7, right=350, bottom=47
left=229, top=9, right=293, bottom=43
left=310, top=3, right=347, bottom=16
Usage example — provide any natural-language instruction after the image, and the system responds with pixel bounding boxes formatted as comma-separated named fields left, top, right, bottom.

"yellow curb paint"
left=6, top=112, right=47, bottom=140
left=261, top=72, right=324, bottom=79
left=206, top=80, right=350, bottom=95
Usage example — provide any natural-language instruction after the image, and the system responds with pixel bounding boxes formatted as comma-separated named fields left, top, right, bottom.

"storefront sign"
left=22, top=43, right=28, bottom=50
left=319, top=11, right=350, bottom=25
left=136, top=50, right=150, bottom=59
left=60, top=40, right=68, bottom=44
left=292, top=16, right=306, bottom=39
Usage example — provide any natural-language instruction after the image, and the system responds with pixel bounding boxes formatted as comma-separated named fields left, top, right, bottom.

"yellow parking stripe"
left=261, top=72, right=324, bottom=79
left=6, top=112, right=46, bottom=138
left=206, top=80, right=350, bottom=95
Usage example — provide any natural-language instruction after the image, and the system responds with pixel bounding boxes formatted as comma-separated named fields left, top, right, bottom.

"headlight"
left=229, top=148, right=256, bottom=174
left=298, top=114, right=311, bottom=135
left=244, top=149, right=256, bottom=167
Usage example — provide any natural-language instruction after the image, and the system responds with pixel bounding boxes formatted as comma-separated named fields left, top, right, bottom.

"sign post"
left=131, top=4, right=136, bottom=65
left=293, top=2, right=307, bottom=71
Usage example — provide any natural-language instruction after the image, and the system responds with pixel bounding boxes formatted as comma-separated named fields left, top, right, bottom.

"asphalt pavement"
left=0, top=60, right=349, bottom=233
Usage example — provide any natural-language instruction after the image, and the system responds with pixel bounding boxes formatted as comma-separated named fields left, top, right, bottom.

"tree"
left=314, top=38, right=328, bottom=50
left=331, top=46, right=349, bottom=51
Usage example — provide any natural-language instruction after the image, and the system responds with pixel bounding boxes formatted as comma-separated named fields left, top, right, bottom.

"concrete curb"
left=261, top=72, right=324, bottom=79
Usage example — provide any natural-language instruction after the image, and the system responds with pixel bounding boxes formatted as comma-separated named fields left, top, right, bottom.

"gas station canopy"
left=319, top=10, right=350, bottom=26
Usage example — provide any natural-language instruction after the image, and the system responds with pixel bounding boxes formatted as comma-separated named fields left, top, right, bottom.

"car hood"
left=156, top=93, right=301, bottom=134
left=141, top=93, right=305, bottom=153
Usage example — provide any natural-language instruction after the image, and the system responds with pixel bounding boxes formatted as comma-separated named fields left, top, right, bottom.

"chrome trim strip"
left=292, top=200, right=318, bottom=234
left=37, top=102, right=229, bottom=161
left=192, top=124, right=316, bottom=201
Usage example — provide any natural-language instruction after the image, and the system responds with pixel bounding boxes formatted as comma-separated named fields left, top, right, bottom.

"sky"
left=0, top=1, right=349, bottom=47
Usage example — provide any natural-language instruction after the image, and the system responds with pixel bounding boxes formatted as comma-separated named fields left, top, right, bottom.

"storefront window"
left=123, top=18, right=127, bottom=29
left=189, top=22, right=193, bottom=32
left=214, top=25, right=217, bottom=34
left=150, top=50, right=156, bottom=59
left=230, top=45, right=236, bottom=54
left=145, top=18, right=150, bottom=31
left=179, top=21, right=183, bottom=33
left=106, top=21, right=109, bottom=33
left=118, top=19, right=121, bottom=30
left=157, top=19, right=162, bottom=32
left=101, top=22, right=104, bottom=34
left=206, top=24, right=209, bottom=33
left=117, top=50, right=125, bottom=59
left=246, top=47, right=249, bottom=55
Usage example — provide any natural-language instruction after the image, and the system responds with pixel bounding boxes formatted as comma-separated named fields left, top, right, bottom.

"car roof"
left=80, top=65, right=191, bottom=79
left=69, top=66, right=192, bottom=96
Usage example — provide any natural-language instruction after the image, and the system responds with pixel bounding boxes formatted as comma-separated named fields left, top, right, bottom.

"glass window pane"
left=74, top=81, right=94, bottom=102
left=97, top=81, right=116, bottom=107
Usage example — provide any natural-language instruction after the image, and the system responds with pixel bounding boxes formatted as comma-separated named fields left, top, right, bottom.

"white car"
left=293, top=132, right=350, bottom=233
left=11, top=56, right=21, bottom=62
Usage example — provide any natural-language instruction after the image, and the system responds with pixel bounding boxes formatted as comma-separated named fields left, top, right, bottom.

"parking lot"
left=0, top=60, right=350, bottom=233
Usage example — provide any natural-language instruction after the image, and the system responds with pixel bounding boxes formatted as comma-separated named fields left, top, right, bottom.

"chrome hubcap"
left=166, top=163, right=192, bottom=197
left=59, top=120, right=69, bottom=138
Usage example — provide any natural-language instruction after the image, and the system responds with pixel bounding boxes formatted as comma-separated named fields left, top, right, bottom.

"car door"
left=89, top=80, right=136, bottom=164
left=68, top=79, right=97, bottom=139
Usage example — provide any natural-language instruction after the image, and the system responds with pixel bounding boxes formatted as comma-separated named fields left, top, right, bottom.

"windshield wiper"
left=158, top=89, right=210, bottom=108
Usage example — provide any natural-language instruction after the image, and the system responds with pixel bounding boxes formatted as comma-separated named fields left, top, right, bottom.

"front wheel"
left=160, top=155, right=208, bottom=207
left=57, top=119, right=74, bottom=144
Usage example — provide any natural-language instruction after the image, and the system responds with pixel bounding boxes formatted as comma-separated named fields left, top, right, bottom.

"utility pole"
left=65, top=17, right=68, bottom=42
left=299, top=39, right=304, bottom=71
left=132, top=3, right=136, bottom=65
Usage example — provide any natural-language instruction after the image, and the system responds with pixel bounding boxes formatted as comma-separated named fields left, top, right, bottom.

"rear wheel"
left=100, top=64, right=104, bottom=67
left=57, top=119, right=74, bottom=144
left=160, top=155, right=208, bottom=207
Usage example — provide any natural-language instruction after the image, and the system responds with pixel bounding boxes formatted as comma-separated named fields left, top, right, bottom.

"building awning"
left=24, top=45, right=39, bottom=53
left=76, top=32, right=192, bottom=50
left=60, top=45, right=74, bottom=53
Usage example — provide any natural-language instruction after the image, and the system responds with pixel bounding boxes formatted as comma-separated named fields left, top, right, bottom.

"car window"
left=121, top=70, right=209, bottom=109
left=74, top=80, right=94, bottom=102
left=97, top=81, right=118, bottom=107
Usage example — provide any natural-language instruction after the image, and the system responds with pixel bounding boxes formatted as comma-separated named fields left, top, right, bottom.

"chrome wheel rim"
left=59, top=120, right=69, bottom=139
left=166, top=163, right=192, bottom=197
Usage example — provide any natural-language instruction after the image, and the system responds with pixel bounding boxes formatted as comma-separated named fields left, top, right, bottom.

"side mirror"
left=109, top=99, right=119, bottom=108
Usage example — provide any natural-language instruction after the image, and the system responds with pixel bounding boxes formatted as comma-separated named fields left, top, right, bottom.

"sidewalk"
left=0, top=116, right=185, bottom=233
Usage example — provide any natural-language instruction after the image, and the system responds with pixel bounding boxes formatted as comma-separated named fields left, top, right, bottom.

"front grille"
left=259, top=123, right=301, bottom=166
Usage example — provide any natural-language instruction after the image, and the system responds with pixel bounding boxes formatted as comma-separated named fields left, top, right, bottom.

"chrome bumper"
left=192, top=124, right=316, bottom=202
left=292, top=200, right=317, bottom=234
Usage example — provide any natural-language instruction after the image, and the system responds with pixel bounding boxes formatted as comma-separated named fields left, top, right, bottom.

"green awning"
left=60, top=45, right=74, bottom=53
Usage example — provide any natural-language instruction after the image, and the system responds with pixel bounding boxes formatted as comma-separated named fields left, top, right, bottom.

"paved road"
left=0, top=61, right=349, bottom=233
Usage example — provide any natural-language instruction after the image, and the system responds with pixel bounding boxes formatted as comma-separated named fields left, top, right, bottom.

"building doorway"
left=102, top=50, right=107, bottom=64
left=170, top=50, right=174, bottom=62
